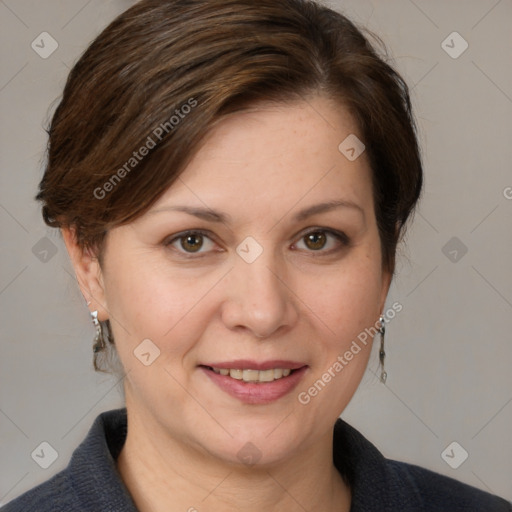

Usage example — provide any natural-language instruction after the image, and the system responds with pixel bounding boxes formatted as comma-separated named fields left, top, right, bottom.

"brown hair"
left=37, top=0, right=423, bottom=371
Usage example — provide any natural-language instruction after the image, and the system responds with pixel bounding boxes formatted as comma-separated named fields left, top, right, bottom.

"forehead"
left=150, top=96, right=374, bottom=221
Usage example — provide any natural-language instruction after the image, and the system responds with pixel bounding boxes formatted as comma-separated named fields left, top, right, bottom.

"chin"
left=192, top=415, right=309, bottom=468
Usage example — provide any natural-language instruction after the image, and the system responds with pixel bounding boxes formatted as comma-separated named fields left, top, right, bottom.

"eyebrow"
left=149, top=199, right=364, bottom=224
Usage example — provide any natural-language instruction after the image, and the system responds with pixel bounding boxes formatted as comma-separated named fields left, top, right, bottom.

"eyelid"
left=165, top=229, right=218, bottom=257
left=293, top=227, right=351, bottom=252
left=165, top=227, right=350, bottom=257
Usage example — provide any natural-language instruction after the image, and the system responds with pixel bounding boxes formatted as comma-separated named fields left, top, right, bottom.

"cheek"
left=319, top=251, right=384, bottom=344
left=103, top=232, right=385, bottom=371
left=103, top=257, right=224, bottom=362
left=297, top=254, right=383, bottom=410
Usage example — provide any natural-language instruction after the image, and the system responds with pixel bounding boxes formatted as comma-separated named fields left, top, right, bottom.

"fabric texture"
left=2, top=408, right=510, bottom=511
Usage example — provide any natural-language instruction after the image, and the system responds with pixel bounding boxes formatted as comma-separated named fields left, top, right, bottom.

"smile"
left=209, top=367, right=293, bottom=382
left=199, top=362, right=308, bottom=404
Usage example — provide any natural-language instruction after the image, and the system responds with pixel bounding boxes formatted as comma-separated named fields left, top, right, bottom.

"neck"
left=116, top=407, right=351, bottom=512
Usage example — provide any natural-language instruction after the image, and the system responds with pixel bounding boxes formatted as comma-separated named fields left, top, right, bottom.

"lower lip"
left=200, top=366, right=308, bottom=404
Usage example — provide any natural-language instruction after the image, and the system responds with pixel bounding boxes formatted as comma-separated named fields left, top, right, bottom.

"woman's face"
left=77, top=96, right=391, bottom=466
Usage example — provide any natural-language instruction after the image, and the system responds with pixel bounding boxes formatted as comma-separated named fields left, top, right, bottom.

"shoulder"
left=1, top=408, right=134, bottom=512
left=386, top=459, right=512, bottom=511
left=0, top=469, right=77, bottom=512
left=333, top=418, right=511, bottom=511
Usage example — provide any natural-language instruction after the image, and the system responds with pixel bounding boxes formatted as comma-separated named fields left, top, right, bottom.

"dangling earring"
left=90, top=310, right=105, bottom=353
left=378, top=315, right=387, bottom=384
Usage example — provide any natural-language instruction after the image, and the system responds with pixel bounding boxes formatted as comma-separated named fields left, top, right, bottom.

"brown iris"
left=179, top=230, right=329, bottom=254
left=181, top=233, right=204, bottom=253
left=304, top=231, right=327, bottom=251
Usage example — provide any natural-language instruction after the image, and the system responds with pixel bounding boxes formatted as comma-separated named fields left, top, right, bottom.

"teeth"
left=259, top=369, right=275, bottom=382
left=211, top=367, right=296, bottom=382
left=243, top=369, right=260, bottom=382
left=230, top=369, right=243, bottom=380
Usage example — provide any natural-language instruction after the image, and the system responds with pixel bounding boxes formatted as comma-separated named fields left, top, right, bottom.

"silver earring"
left=378, top=315, right=387, bottom=384
left=90, top=310, right=105, bottom=353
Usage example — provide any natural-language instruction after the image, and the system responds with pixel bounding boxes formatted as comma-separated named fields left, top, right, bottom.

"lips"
left=201, top=359, right=305, bottom=371
left=199, top=360, right=308, bottom=404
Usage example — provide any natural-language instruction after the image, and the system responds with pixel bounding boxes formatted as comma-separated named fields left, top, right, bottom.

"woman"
left=2, top=0, right=510, bottom=510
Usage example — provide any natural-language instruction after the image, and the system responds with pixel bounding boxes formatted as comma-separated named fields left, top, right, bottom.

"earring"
left=378, top=315, right=387, bottom=384
left=90, top=310, right=105, bottom=353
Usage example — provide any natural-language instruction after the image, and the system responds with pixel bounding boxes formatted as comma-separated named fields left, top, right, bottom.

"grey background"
left=1, top=0, right=511, bottom=506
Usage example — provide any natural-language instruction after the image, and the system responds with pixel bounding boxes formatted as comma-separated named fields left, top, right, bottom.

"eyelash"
left=164, top=227, right=350, bottom=259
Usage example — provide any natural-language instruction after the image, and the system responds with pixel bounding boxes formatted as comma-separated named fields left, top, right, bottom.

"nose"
left=220, top=250, right=299, bottom=339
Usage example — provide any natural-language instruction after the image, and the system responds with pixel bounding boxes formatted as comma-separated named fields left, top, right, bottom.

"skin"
left=62, top=95, right=391, bottom=512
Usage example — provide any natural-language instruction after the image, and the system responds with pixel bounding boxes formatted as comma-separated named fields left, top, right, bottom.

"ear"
left=61, top=227, right=109, bottom=322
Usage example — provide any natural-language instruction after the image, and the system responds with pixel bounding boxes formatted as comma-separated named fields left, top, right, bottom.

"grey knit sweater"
left=2, top=408, right=510, bottom=511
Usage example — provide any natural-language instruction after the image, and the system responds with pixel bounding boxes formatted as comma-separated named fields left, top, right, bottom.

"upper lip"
left=200, top=360, right=307, bottom=371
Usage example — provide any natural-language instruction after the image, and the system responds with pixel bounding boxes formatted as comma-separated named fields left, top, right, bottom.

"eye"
left=293, top=228, right=349, bottom=253
left=166, top=230, right=217, bottom=256
left=165, top=227, right=350, bottom=258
